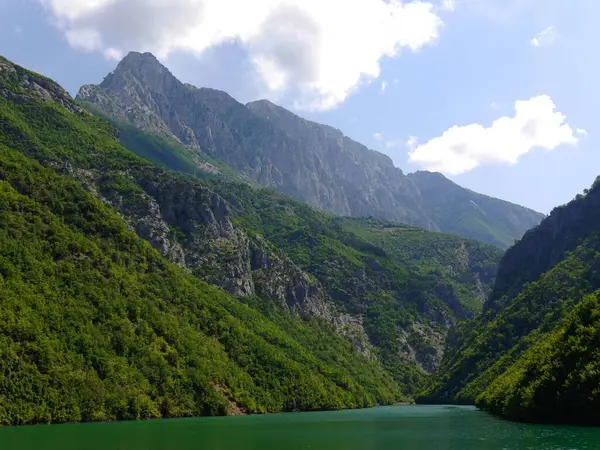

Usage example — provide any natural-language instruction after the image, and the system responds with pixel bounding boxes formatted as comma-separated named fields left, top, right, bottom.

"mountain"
left=76, top=51, right=544, bottom=248
left=408, top=171, right=545, bottom=248
left=418, top=176, right=600, bottom=425
left=0, top=55, right=401, bottom=425
left=0, top=55, right=504, bottom=424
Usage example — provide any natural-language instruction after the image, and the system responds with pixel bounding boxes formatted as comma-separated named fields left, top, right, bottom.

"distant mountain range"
left=76, top=52, right=544, bottom=248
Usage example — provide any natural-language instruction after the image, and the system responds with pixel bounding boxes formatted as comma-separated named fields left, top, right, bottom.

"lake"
left=2, top=405, right=600, bottom=450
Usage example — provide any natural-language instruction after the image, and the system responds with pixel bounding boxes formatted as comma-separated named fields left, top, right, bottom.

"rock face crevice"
left=76, top=51, right=544, bottom=248
left=59, top=163, right=376, bottom=359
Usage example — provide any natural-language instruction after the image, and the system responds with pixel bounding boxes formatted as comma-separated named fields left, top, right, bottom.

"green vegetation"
left=0, top=56, right=402, bottom=425
left=195, top=187, right=502, bottom=389
left=80, top=101, right=250, bottom=183
left=339, top=218, right=502, bottom=314
left=476, top=290, right=600, bottom=425
left=0, top=55, right=505, bottom=426
left=418, top=175, right=600, bottom=425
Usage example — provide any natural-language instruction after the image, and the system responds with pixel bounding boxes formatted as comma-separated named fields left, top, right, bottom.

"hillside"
left=76, top=51, right=543, bottom=247
left=0, top=55, right=403, bottom=425
left=0, top=54, right=507, bottom=425
left=408, top=171, right=545, bottom=248
left=91, top=121, right=503, bottom=385
left=204, top=185, right=504, bottom=385
left=76, top=103, right=505, bottom=385
left=338, top=218, right=502, bottom=315
left=418, top=175, right=600, bottom=425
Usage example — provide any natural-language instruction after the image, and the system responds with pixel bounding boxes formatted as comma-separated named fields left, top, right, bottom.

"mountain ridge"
left=76, top=51, right=544, bottom=248
left=418, top=175, right=600, bottom=425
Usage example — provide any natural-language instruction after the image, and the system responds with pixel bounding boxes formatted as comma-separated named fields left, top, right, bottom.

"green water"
left=2, top=405, right=600, bottom=450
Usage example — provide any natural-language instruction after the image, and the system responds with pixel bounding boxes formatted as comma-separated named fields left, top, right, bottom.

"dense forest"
left=476, top=289, right=600, bottom=424
left=419, top=174, right=600, bottom=424
left=0, top=57, right=407, bottom=425
left=0, top=56, right=506, bottom=425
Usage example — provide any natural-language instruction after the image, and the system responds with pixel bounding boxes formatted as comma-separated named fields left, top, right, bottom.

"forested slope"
left=418, top=175, right=600, bottom=424
left=0, top=56, right=402, bottom=425
left=0, top=55, right=505, bottom=425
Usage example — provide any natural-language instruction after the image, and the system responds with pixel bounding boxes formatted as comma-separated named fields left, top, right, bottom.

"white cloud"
left=408, top=95, right=578, bottom=175
left=577, top=128, right=588, bottom=136
left=380, top=81, right=388, bottom=94
left=39, top=0, right=445, bottom=110
left=373, top=132, right=406, bottom=149
left=405, top=135, right=419, bottom=150
left=372, top=132, right=407, bottom=149
left=441, top=0, right=456, bottom=12
left=531, top=26, right=557, bottom=47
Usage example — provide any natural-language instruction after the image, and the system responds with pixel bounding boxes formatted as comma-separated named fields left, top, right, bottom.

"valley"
left=0, top=50, right=598, bottom=432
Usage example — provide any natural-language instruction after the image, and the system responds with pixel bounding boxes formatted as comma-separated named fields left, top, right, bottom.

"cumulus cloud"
left=408, top=95, right=579, bottom=175
left=531, top=26, right=557, bottom=47
left=39, top=0, right=445, bottom=110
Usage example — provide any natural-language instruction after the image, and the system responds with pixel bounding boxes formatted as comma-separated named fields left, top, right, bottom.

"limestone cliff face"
left=487, top=181, right=600, bottom=312
left=77, top=53, right=428, bottom=227
left=77, top=52, right=544, bottom=247
left=58, top=162, right=375, bottom=358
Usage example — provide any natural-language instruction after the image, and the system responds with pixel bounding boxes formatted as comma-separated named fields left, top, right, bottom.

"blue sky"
left=1, top=0, right=597, bottom=214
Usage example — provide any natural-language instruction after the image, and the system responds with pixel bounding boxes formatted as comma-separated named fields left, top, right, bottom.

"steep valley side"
left=419, top=175, right=600, bottom=425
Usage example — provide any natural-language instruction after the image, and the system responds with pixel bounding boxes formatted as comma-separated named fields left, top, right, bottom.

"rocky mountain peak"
left=98, top=51, right=177, bottom=95
left=247, top=98, right=288, bottom=116
left=77, top=52, right=545, bottom=247
left=112, top=51, right=165, bottom=76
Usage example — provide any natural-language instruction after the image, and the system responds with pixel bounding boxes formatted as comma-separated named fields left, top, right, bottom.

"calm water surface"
left=2, top=405, right=600, bottom=450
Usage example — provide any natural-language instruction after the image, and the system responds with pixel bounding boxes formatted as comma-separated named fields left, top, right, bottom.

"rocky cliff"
left=77, top=52, right=544, bottom=248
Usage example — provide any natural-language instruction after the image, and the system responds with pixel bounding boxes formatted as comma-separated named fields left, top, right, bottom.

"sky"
left=0, top=0, right=598, bottom=214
